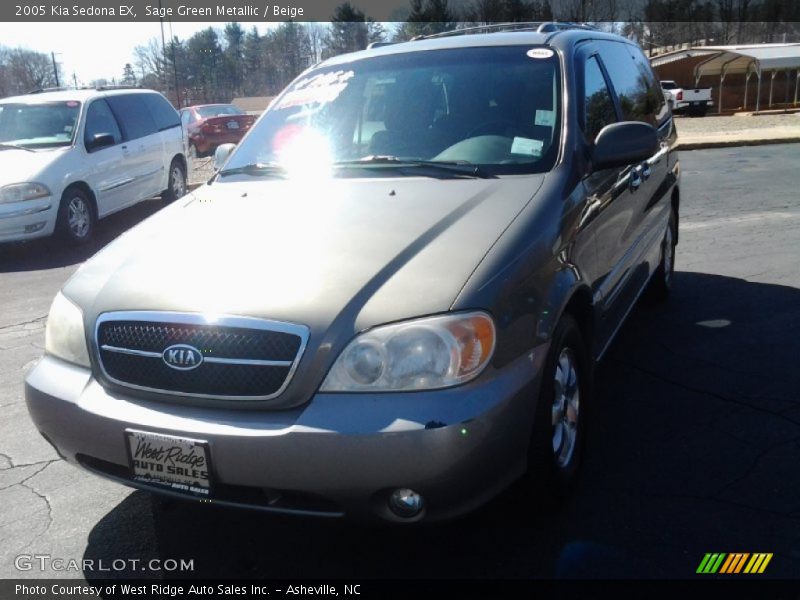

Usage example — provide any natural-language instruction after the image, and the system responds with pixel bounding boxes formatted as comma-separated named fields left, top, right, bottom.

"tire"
left=56, top=186, right=95, bottom=244
left=646, top=209, right=677, bottom=302
left=525, top=314, right=591, bottom=502
left=162, top=159, right=187, bottom=204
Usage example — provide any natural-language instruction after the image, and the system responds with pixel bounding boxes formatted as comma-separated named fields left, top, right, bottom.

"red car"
left=180, top=104, right=256, bottom=158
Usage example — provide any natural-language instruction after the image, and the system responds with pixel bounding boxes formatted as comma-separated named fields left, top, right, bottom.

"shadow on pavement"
left=0, top=199, right=164, bottom=274
left=81, top=271, right=800, bottom=580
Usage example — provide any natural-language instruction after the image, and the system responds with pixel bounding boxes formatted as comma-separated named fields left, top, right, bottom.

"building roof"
left=231, top=96, right=275, bottom=113
left=651, top=43, right=800, bottom=76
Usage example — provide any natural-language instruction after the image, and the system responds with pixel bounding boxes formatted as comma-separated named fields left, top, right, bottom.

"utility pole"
left=51, top=52, right=60, bottom=87
left=158, top=0, right=167, bottom=91
left=72, top=72, right=78, bottom=89
left=168, top=17, right=181, bottom=108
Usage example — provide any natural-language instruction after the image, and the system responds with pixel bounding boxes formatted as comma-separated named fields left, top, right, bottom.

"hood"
left=66, top=175, right=544, bottom=336
left=0, top=147, right=63, bottom=184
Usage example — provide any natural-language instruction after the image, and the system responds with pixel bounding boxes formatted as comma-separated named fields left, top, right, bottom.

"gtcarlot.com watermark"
left=15, top=554, right=194, bottom=573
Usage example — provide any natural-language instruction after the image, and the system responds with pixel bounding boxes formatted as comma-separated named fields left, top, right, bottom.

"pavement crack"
left=628, top=489, right=800, bottom=521
left=18, top=463, right=56, bottom=547
left=611, top=358, right=800, bottom=429
left=0, top=452, right=15, bottom=470
left=0, top=460, right=57, bottom=491
left=712, top=435, right=800, bottom=499
left=0, top=315, right=47, bottom=331
left=0, top=456, right=59, bottom=472
left=655, top=340, right=761, bottom=379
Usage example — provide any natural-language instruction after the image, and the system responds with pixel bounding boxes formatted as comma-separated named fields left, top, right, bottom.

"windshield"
left=0, top=101, right=80, bottom=148
left=224, top=46, right=561, bottom=179
left=196, top=105, right=244, bottom=118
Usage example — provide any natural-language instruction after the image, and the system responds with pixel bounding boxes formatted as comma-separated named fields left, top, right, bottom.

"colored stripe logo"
left=697, top=553, right=773, bottom=574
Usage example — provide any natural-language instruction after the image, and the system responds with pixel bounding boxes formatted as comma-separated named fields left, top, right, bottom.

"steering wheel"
left=464, top=119, right=521, bottom=139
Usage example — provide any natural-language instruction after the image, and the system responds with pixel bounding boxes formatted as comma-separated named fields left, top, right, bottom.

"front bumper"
left=25, top=346, right=547, bottom=522
left=0, top=198, right=56, bottom=242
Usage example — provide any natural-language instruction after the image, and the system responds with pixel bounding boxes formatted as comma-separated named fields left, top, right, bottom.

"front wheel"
left=56, top=187, right=95, bottom=244
left=646, top=210, right=677, bottom=302
left=162, top=159, right=187, bottom=204
left=525, top=314, right=591, bottom=502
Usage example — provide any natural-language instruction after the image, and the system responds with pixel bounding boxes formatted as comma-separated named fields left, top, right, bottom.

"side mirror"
left=213, top=143, right=236, bottom=171
left=86, top=133, right=115, bottom=152
left=592, top=122, right=658, bottom=170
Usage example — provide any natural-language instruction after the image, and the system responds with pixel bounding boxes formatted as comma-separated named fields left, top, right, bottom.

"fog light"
left=388, top=488, right=424, bottom=518
left=24, top=221, right=46, bottom=233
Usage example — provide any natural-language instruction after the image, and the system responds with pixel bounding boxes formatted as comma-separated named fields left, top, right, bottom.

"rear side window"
left=84, top=99, right=122, bottom=148
left=106, top=94, right=157, bottom=141
left=627, top=45, right=669, bottom=125
left=143, top=93, right=180, bottom=131
left=597, top=41, right=664, bottom=126
left=583, top=56, right=617, bottom=141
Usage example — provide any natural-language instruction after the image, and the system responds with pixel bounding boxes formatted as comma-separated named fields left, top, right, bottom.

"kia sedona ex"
left=0, top=87, right=186, bottom=245
left=26, top=24, right=680, bottom=522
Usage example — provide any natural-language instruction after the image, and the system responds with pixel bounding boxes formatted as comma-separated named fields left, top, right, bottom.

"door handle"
left=629, top=168, right=642, bottom=192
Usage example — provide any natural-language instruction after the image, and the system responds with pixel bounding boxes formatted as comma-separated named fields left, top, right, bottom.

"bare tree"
left=134, top=38, right=166, bottom=84
left=306, top=23, right=328, bottom=64
left=0, top=47, right=60, bottom=95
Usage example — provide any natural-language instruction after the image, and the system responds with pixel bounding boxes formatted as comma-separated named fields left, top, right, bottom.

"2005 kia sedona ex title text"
left=26, top=24, right=679, bottom=522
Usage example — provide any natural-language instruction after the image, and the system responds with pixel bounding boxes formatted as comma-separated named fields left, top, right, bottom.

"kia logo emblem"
left=162, top=344, right=203, bottom=371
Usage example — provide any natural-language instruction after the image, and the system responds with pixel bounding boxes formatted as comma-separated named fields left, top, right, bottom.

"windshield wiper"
left=334, top=156, right=496, bottom=179
left=0, top=143, right=34, bottom=152
left=216, top=162, right=287, bottom=179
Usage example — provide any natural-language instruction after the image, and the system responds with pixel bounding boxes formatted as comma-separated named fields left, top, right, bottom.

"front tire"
left=647, top=209, right=677, bottom=302
left=162, top=159, right=187, bottom=204
left=56, top=187, right=95, bottom=245
left=526, top=314, right=590, bottom=501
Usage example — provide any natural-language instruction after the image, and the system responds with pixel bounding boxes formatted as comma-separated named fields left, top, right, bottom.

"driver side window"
left=583, top=56, right=617, bottom=142
left=84, top=99, right=122, bottom=150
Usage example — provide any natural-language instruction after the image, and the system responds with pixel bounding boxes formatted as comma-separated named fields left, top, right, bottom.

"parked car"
left=180, top=104, right=256, bottom=158
left=660, top=79, right=713, bottom=116
left=0, top=87, right=186, bottom=244
left=26, top=24, right=679, bottom=522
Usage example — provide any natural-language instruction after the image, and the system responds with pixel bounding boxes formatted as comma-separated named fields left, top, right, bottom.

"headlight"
left=0, top=182, right=51, bottom=204
left=321, top=312, right=496, bottom=392
left=44, top=292, right=90, bottom=367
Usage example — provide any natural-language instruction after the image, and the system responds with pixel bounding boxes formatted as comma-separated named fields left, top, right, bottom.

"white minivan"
left=0, top=87, right=187, bottom=244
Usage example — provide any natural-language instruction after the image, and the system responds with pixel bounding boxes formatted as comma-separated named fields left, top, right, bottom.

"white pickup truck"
left=661, top=80, right=713, bottom=116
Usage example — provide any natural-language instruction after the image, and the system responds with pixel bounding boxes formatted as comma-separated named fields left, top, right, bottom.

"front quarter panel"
left=451, top=163, right=593, bottom=368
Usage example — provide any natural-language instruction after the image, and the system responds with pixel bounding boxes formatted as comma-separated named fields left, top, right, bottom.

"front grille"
left=96, top=312, right=308, bottom=400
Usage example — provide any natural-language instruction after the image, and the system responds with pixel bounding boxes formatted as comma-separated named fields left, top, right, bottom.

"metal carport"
left=651, top=44, right=800, bottom=113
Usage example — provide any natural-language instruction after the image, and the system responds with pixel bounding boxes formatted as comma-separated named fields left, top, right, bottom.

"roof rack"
left=26, top=84, right=144, bottom=95
left=27, top=87, right=69, bottom=94
left=93, top=84, right=143, bottom=91
left=412, top=21, right=596, bottom=41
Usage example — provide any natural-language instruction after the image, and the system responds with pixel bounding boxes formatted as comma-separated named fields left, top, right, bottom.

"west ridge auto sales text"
left=15, top=584, right=354, bottom=596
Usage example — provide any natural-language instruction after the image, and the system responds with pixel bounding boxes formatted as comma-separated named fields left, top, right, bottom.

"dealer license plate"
left=126, top=430, right=211, bottom=496
left=227, top=121, right=239, bottom=129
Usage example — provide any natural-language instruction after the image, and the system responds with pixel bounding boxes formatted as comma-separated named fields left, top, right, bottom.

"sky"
left=0, top=22, right=279, bottom=85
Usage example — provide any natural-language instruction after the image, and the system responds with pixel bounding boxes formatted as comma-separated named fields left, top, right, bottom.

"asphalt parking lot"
left=1, top=143, right=799, bottom=581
